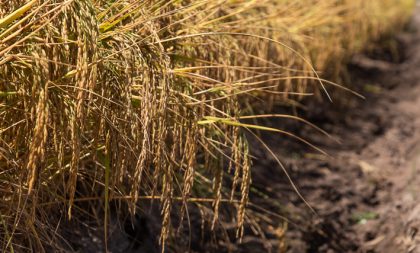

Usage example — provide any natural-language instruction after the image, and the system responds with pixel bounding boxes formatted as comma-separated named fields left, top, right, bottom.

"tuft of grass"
left=0, top=0, right=414, bottom=251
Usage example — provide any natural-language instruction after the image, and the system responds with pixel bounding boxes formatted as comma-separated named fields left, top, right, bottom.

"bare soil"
left=245, top=6, right=420, bottom=253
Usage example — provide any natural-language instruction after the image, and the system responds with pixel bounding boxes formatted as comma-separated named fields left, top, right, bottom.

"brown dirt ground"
left=245, top=6, right=420, bottom=253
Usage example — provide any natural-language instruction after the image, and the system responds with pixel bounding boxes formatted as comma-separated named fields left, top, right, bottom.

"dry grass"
left=0, top=0, right=414, bottom=252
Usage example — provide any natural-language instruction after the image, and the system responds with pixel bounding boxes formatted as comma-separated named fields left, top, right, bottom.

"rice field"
left=0, top=0, right=415, bottom=252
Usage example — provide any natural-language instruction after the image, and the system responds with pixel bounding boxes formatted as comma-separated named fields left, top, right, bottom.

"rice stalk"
left=0, top=0, right=414, bottom=251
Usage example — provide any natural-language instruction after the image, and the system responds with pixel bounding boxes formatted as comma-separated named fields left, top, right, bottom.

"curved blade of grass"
left=237, top=114, right=339, bottom=143
left=198, top=116, right=327, bottom=155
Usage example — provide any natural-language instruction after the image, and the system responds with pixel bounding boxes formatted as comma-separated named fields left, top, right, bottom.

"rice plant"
left=0, top=0, right=414, bottom=252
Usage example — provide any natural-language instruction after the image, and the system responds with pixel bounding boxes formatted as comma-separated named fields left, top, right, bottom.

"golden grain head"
left=0, top=0, right=414, bottom=252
